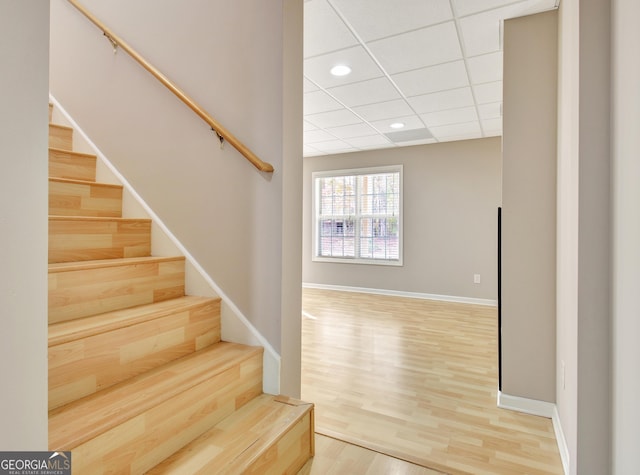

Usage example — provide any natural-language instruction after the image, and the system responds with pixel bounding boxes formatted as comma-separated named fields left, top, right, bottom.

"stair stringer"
left=49, top=94, right=281, bottom=396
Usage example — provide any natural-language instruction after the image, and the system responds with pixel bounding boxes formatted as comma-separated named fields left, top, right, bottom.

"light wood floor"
left=299, top=434, right=444, bottom=474
left=300, top=288, right=563, bottom=475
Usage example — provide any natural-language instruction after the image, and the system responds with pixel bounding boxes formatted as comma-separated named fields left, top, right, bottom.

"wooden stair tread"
left=49, top=342, right=263, bottom=450
left=49, top=295, right=219, bottom=347
left=48, top=255, right=184, bottom=273
left=148, top=394, right=314, bottom=474
left=49, top=176, right=121, bottom=188
left=50, top=123, right=73, bottom=131
left=49, top=147, right=97, bottom=160
left=49, top=215, right=149, bottom=223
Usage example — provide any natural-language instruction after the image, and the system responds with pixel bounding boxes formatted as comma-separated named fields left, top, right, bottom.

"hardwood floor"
left=301, top=288, right=563, bottom=475
left=299, top=434, right=444, bottom=474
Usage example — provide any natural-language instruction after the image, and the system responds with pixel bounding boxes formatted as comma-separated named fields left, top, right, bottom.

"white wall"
left=303, top=138, right=502, bottom=302
left=557, top=0, right=611, bottom=473
left=501, top=10, right=557, bottom=403
left=611, top=0, right=640, bottom=472
left=49, top=0, right=302, bottom=378
left=0, top=0, right=49, bottom=449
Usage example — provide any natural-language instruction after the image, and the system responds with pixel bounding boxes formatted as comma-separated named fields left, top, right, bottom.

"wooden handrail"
left=66, top=0, right=274, bottom=173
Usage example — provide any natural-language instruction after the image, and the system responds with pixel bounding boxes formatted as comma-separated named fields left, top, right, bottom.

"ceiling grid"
left=303, top=0, right=558, bottom=156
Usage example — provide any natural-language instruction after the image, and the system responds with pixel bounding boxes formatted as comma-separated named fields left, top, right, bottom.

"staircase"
left=47, top=104, right=314, bottom=474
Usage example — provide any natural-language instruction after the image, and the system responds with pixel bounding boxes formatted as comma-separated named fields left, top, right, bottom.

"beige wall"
left=557, top=0, right=612, bottom=473
left=280, top=0, right=304, bottom=398
left=303, top=138, right=502, bottom=302
left=611, top=0, right=640, bottom=472
left=49, top=0, right=302, bottom=377
left=501, top=11, right=557, bottom=403
left=0, top=0, right=49, bottom=449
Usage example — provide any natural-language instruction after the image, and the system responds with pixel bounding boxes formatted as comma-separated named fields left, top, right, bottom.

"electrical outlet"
left=473, top=274, right=481, bottom=284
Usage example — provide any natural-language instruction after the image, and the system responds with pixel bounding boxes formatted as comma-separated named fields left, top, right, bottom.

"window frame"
left=312, top=165, right=403, bottom=266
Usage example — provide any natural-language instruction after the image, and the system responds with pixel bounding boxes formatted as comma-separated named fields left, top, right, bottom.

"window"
left=313, top=166, right=402, bottom=265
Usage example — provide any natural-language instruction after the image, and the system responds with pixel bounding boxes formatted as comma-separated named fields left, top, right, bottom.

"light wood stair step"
left=148, top=394, right=314, bottom=475
left=49, top=216, right=151, bottom=263
left=49, top=177, right=123, bottom=217
left=48, top=295, right=221, bottom=410
left=49, top=342, right=264, bottom=474
left=49, top=147, right=97, bottom=182
left=49, top=103, right=53, bottom=122
left=48, top=256, right=185, bottom=324
left=49, top=123, right=73, bottom=151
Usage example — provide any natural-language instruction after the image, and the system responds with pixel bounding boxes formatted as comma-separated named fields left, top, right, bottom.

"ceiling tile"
left=311, top=139, right=356, bottom=153
left=352, top=99, right=414, bottom=122
left=421, top=106, right=478, bottom=127
left=367, top=22, right=462, bottom=74
left=346, top=135, right=394, bottom=149
left=305, top=108, right=363, bottom=128
left=478, top=102, right=501, bottom=119
left=482, top=117, right=503, bottom=134
left=304, top=90, right=343, bottom=115
left=430, top=120, right=482, bottom=139
left=304, top=0, right=358, bottom=58
left=467, top=52, right=503, bottom=84
left=407, top=87, right=474, bottom=113
left=473, top=81, right=503, bottom=104
left=304, top=78, right=320, bottom=93
left=325, top=122, right=379, bottom=139
left=304, top=129, right=340, bottom=143
left=303, top=120, right=318, bottom=131
left=370, top=114, right=426, bottom=133
left=326, top=77, right=401, bottom=107
left=453, top=0, right=518, bottom=17
left=392, top=60, right=469, bottom=97
left=330, top=0, right=453, bottom=42
left=303, top=144, right=325, bottom=156
left=304, top=46, right=384, bottom=88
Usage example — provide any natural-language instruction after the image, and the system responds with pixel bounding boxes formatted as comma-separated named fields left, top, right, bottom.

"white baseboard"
left=497, top=391, right=556, bottom=418
left=552, top=405, right=570, bottom=475
left=302, top=282, right=498, bottom=307
left=497, top=391, right=569, bottom=475
left=50, top=95, right=281, bottom=395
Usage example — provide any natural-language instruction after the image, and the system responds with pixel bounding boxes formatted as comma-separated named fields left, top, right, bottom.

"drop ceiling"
left=303, top=0, right=559, bottom=157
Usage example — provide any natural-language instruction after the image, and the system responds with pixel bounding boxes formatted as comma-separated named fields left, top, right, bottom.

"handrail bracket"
left=103, top=32, right=118, bottom=53
left=211, top=128, right=225, bottom=148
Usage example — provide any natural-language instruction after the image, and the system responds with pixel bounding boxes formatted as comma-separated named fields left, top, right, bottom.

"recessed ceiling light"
left=330, top=65, right=352, bottom=77
left=390, top=122, right=405, bottom=129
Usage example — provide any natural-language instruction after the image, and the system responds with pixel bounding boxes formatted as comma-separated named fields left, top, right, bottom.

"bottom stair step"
left=148, top=394, right=315, bottom=475
left=49, top=342, right=263, bottom=474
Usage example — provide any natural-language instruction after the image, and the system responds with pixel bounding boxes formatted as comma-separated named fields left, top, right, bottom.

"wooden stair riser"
left=49, top=178, right=122, bottom=217
left=48, top=257, right=185, bottom=324
left=49, top=217, right=151, bottom=263
left=49, top=298, right=221, bottom=410
left=49, top=148, right=97, bottom=182
left=49, top=124, right=73, bottom=151
left=243, top=409, right=313, bottom=475
left=55, top=351, right=263, bottom=475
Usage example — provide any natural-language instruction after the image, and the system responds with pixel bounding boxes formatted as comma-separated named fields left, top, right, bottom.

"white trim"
left=312, top=165, right=404, bottom=267
left=497, top=391, right=569, bottom=475
left=497, top=390, right=555, bottom=418
left=552, top=405, right=570, bottom=475
left=49, top=95, right=281, bottom=394
left=303, top=282, right=498, bottom=307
